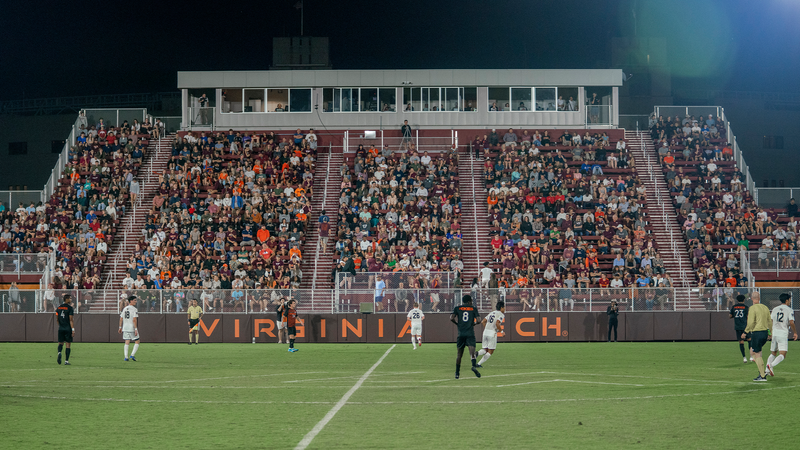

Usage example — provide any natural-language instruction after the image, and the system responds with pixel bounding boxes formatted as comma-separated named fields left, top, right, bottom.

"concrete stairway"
left=626, top=130, right=698, bottom=309
left=91, top=135, right=174, bottom=310
left=458, top=149, right=492, bottom=286
left=297, top=149, right=343, bottom=312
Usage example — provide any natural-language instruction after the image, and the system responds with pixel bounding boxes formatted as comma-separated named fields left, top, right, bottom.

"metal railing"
left=3, top=287, right=796, bottom=314
left=0, top=191, right=45, bottom=209
left=344, top=130, right=456, bottom=153
left=188, top=107, right=214, bottom=128
left=753, top=188, right=797, bottom=208
left=746, top=250, right=800, bottom=275
left=0, top=253, right=51, bottom=278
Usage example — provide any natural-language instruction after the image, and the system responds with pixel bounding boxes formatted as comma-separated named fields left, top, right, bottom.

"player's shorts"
left=481, top=332, right=498, bottom=350
left=456, top=335, right=476, bottom=349
left=122, top=331, right=140, bottom=341
left=277, top=320, right=286, bottom=330
left=770, top=333, right=789, bottom=353
left=410, top=324, right=422, bottom=336
left=735, top=329, right=750, bottom=341
left=750, top=330, right=769, bottom=353
left=57, top=329, right=73, bottom=343
left=189, top=319, right=199, bottom=330
left=287, top=326, right=297, bottom=336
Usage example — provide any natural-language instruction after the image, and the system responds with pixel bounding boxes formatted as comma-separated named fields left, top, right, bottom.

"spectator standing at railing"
left=401, top=120, right=413, bottom=151
left=607, top=301, right=619, bottom=342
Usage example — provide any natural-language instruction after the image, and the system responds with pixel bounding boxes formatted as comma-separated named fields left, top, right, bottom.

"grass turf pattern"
left=0, top=342, right=795, bottom=449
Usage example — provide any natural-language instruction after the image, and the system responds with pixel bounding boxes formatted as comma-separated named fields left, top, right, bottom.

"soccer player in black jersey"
left=450, top=294, right=481, bottom=379
left=730, top=294, right=751, bottom=363
left=55, top=294, right=75, bottom=365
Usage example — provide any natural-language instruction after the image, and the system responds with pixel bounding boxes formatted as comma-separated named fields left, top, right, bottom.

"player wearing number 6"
left=407, top=303, right=425, bottom=349
left=119, top=296, right=141, bottom=362
left=476, top=301, right=505, bottom=367
left=766, top=293, right=798, bottom=377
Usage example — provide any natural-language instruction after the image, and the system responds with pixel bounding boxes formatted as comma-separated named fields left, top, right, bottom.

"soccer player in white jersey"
left=407, top=303, right=425, bottom=349
left=476, top=301, right=505, bottom=367
left=118, top=295, right=141, bottom=362
left=766, top=293, right=797, bottom=377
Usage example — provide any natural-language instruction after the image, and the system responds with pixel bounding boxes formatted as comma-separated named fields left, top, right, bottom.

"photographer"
left=607, top=301, right=620, bottom=342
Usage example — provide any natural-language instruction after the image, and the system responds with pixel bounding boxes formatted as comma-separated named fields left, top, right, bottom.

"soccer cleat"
left=750, top=357, right=755, bottom=361
left=455, top=372, right=460, bottom=379
left=766, top=364, right=774, bottom=377
left=292, top=348, right=299, bottom=352
left=57, top=352, right=62, bottom=365
left=64, top=361, right=71, bottom=365
left=753, top=375, right=767, bottom=382
left=476, top=364, right=483, bottom=368
left=471, top=367, right=481, bottom=378
left=124, top=358, right=129, bottom=361
left=188, top=342, right=192, bottom=345
left=130, top=356, right=137, bottom=362
left=743, top=357, right=748, bottom=363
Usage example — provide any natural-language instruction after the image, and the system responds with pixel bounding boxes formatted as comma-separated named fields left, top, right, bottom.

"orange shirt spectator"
left=487, top=195, right=498, bottom=207
left=295, top=187, right=306, bottom=198
left=259, top=246, right=274, bottom=260
left=517, top=276, right=528, bottom=288
left=289, top=247, right=302, bottom=260
left=257, top=228, right=270, bottom=243
left=253, top=163, right=262, bottom=174
left=296, top=212, right=308, bottom=222
left=663, top=155, right=674, bottom=164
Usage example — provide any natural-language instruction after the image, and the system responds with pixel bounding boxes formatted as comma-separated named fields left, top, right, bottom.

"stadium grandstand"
left=0, top=69, right=796, bottom=316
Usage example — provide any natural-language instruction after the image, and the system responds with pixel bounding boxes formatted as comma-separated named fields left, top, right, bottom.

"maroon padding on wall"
left=682, top=312, right=711, bottom=340
left=625, top=313, right=654, bottom=341
left=302, top=314, right=338, bottom=343
left=79, top=314, right=110, bottom=342
left=539, top=313, right=569, bottom=341
left=195, top=314, right=224, bottom=343
left=509, top=313, right=540, bottom=342
left=26, top=314, right=55, bottom=342
left=223, top=315, right=252, bottom=343
left=339, top=314, right=367, bottom=343
left=165, top=314, right=192, bottom=342
left=653, top=313, right=682, bottom=341
left=568, top=312, right=593, bottom=342
left=710, top=312, right=736, bottom=341
left=0, top=314, right=25, bottom=341
left=252, top=315, right=277, bottom=342
left=365, top=315, right=396, bottom=343
left=139, top=314, right=166, bottom=343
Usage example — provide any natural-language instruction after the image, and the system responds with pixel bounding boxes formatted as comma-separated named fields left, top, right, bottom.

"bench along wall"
left=0, top=312, right=772, bottom=343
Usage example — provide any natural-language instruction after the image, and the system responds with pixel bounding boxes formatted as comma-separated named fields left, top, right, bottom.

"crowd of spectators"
left=473, top=128, right=675, bottom=310
left=118, top=128, right=319, bottom=313
left=0, top=116, right=157, bottom=311
left=330, top=144, right=464, bottom=311
left=649, top=114, right=786, bottom=299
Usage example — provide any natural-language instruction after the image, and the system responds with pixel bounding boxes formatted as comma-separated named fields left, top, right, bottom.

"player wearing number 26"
left=407, top=303, right=425, bottom=349
left=766, top=293, right=798, bottom=377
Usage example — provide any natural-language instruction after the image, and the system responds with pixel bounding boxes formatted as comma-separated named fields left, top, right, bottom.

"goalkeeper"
left=187, top=299, right=204, bottom=345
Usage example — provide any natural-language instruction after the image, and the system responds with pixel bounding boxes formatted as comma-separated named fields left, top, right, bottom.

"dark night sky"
left=2, top=0, right=799, bottom=101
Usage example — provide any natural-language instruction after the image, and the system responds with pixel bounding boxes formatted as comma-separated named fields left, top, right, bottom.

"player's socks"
left=478, top=353, right=491, bottom=365
left=478, top=349, right=487, bottom=357
left=739, top=343, right=746, bottom=357
left=767, top=354, right=775, bottom=367
left=471, top=357, right=477, bottom=368
left=411, top=337, right=417, bottom=349
left=57, top=343, right=63, bottom=353
left=65, top=348, right=70, bottom=362
left=755, top=356, right=765, bottom=377
left=195, top=334, right=199, bottom=344
left=289, top=339, right=295, bottom=349
left=189, top=333, right=193, bottom=344
left=771, top=354, right=784, bottom=368
left=417, top=338, right=422, bottom=346
left=124, top=344, right=129, bottom=359
left=131, top=343, right=139, bottom=357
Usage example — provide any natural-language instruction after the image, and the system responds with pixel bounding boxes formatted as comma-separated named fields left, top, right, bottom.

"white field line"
left=423, top=370, right=738, bottom=385
left=497, top=379, right=646, bottom=388
left=162, top=371, right=327, bottom=383
left=3, top=384, right=797, bottom=406
left=283, top=371, right=424, bottom=384
left=294, top=344, right=396, bottom=450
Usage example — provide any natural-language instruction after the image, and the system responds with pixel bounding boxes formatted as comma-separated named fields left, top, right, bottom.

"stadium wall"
left=1, top=312, right=781, bottom=343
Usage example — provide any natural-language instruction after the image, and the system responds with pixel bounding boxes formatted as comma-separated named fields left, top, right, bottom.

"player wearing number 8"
left=406, top=303, right=425, bottom=349
left=766, top=293, right=798, bottom=377
left=119, top=296, right=141, bottom=362
left=450, top=295, right=481, bottom=379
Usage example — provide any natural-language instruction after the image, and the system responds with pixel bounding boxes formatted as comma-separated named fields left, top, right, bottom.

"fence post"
left=630, top=288, right=635, bottom=311
left=159, top=290, right=163, bottom=313
left=589, top=289, right=592, bottom=312
left=673, top=289, right=677, bottom=311
left=244, top=290, right=248, bottom=314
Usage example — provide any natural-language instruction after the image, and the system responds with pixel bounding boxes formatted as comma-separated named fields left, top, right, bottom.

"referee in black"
left=55, top=294, right=75, bottom=365
left=607, top=300, right=619, bottom=342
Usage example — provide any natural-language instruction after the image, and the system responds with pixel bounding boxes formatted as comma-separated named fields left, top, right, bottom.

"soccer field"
left=0, top=341, right=795, bottom=449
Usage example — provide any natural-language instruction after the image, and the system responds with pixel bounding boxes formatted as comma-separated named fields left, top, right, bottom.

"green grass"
left=0, top=341, right=796, bottom=449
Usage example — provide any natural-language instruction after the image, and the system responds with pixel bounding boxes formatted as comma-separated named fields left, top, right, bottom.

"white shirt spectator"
left=147, top=267, right=160, bottom=281
left=416, top=186, right=428, bottom=198
left=762, top=236, right=774, bottom=249
left=420, top=154, right=432, bottom=165
left=707, top=162, right=717, bottom=172
left=773, top=228, right=787, bottom=240
left=122, top=275, right=135, bottom=289
left=722, top=193, right=733, bottom=205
